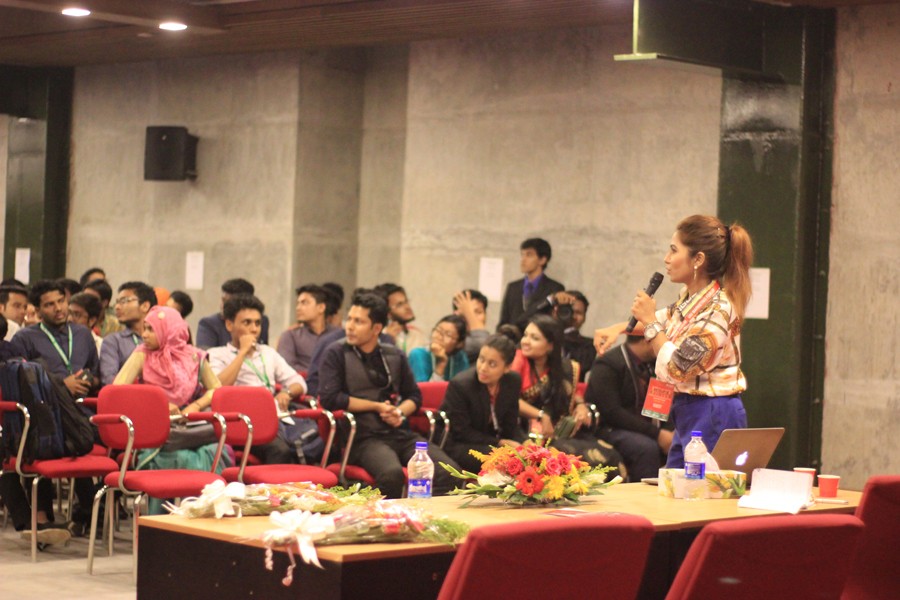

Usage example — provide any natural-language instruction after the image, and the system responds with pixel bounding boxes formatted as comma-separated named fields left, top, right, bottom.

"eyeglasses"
left=115, top=297, right=138, bottom=306
left=432, top=327, right=458, bottom=342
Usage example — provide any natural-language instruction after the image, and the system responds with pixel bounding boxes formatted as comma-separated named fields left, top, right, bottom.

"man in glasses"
left=99, top=281, right=157, bottom=385
left=318, top=291, right=459, bottom=498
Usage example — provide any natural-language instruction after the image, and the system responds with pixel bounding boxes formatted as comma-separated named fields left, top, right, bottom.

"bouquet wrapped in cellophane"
left=442, top=443, right=622, bottom=507
left=260, top=501, right=469, bottom=586
left=165, top=481, right=382, bottom=519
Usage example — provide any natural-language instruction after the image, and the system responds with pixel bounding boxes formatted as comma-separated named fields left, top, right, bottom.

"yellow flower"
left=566, top=475, right=590, bottom=496
left=544, top=475, right=566, bottom=501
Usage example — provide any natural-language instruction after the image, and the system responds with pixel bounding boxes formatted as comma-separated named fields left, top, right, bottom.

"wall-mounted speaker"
left=144, top=126, right=198, bottom=181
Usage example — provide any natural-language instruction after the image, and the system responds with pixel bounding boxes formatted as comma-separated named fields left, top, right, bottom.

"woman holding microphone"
left=594, top=215, right=753, bottom=467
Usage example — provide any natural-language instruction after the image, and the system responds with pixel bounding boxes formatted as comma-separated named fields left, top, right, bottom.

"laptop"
left=710, top=427, right=785, bottom=484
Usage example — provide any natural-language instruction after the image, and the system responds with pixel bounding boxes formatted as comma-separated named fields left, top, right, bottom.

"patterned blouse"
left=654, top=280, right=747, bottom=397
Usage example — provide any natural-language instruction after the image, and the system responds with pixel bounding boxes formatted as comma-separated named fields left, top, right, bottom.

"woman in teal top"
left=409, top=315, right=469, bottom=382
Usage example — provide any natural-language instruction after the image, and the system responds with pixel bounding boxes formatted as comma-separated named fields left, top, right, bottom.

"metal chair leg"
left=30, top=476, right=40, bottom=562
left=65, top=478, right=76, bottom=521
left=86, top=485, right=110, bottom=574
left=132, top=493, right=144, bottom=582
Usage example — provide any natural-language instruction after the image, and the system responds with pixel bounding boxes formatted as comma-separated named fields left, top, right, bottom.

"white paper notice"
left=745, top=267, right=770, bottom=320
left=737, top=468, right=811, bottom=514
left=479, top=257, right=505, bottom=302
left=14, top=248, right=30, bottom=284
left=185, top=251, right=204, bottom=290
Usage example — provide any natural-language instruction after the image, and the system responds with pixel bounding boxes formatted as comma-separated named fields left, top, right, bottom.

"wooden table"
left=137, top=484, right=861, bottom=599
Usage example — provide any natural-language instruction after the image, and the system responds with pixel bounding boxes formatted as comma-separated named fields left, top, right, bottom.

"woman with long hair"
left=594, top=214, right=754, bottom=467
left=514, top=314, right=623, bottom=471
left=440, top=334, right=525, bottom=473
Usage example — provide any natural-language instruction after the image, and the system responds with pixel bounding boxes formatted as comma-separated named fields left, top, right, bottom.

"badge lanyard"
left=242, top=350, right=273, bottom=393
left=40, top=323, right=73, bottom=374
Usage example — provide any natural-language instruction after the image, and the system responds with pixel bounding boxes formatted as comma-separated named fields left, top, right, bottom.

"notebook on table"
left=710, top=427, right=785, bottom=484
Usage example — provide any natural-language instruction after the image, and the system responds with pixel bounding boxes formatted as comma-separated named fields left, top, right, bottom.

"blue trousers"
left=665, top=393, right=747, bottom=468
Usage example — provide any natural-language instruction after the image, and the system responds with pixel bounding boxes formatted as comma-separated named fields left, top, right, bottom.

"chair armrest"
left=290, top=408, right=324, bottom=420
left=91, top=414, right=127, bottom=425
left=0, top=400, right=21, bottom=413
left=185, top=412, right=218, bottom=423
left=79, top=397, right=99, bottom=409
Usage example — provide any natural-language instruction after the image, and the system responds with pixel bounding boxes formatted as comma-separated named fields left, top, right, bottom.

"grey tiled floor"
left=0, top=515, right=136, bottom=599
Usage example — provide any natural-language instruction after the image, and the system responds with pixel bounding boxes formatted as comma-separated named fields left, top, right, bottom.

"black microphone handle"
left=624, top=272, right=665, bottom=333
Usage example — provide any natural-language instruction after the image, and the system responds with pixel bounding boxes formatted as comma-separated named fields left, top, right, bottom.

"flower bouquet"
left=441, top=444, right=622, bottom=507
left=165, top=481, right=382, bottom=519
left=259, top=501, right=469, bottom=586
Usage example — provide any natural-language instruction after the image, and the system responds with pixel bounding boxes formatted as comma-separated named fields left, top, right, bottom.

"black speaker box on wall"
left=144, top=126, right=198, bottom=181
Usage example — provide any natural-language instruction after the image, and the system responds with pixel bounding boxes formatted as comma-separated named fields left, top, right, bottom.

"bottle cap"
left=415, top=441, right=428, bottom=451
left=691, top=430, right=702, bottom=437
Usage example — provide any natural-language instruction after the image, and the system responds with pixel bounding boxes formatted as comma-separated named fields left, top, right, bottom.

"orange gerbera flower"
left=515, top=467, right=545, bottom=496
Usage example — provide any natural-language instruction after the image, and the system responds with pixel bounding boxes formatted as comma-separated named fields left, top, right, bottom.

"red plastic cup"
left=818, top=474, right=840, bottom=498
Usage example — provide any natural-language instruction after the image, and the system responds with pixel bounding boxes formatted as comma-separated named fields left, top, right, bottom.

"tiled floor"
left=0, top=516, right=136, bottom=599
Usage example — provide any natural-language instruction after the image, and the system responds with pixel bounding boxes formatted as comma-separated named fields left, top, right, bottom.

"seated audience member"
left=276, top=284, right=338, bottom=373
left=78, top=267, right=106, bottom=288
left=0, top=282, right=28, bottom=341
left=84, top=278, right=124, bottom=337
left=441, top=334, right=526, bottom=473
left=408, top=315, right=469, bottom=383
left=498, top=237, right=564, bottom=333
left=585, top=333, right=674, bottom=481
left=113, top=306, right=226, bottom=513
left=68, top=292, right=104, bottom=355
left=9, top=279, right=100, bottom=533
left=317, top=292, right=459, bottom=498
left=373, top=283, right=427, bottom=354
left=24, top=301, right=38, bottom=326
left=100, top=281, right=157, bottom=386
left=322, top=282, right=345, bottom=328
left=558, top=290, right=596, bottom=382
left=208, top=294, right=306, bottom=464
left=453, top=289, right=489, bottom=364
left=305, top=288, right=394, bottom=396
left=511, top=314, right=623, bottom=473
left=167, top=290, right=194, bottom=318
left=0, top=314, right=73, bottom=546
left=197, top=278, right=270, bottom=349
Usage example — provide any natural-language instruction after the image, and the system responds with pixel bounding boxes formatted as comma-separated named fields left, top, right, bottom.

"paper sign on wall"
left=478, top=257, right=504, bottom=302
left=185, top=251, right=204, bottom=290
left=745, top=267, right=770, bottom=320
left=14, top=248, right=30, bottom=284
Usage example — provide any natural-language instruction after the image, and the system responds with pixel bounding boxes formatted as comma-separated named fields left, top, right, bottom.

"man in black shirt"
left=498, top=238, right=564, bottom=334
left=318, top=292, right=458, bottom=498
left=585, top=333, right=674, bottom=481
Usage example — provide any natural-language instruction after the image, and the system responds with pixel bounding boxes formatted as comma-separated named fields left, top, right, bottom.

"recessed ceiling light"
left=159, top=22, right=188, bottom=31
left=61, top=7, right=91, bottom=17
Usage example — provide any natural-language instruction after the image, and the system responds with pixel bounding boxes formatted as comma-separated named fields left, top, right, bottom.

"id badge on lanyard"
left=642, top=379, right=675, bottom=421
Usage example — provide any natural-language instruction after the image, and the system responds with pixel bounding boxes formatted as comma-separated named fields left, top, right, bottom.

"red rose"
left=555, top=453, right=571, bottom=472
left=506, top=457, right=524, bottom=476
left=268, top=495, right=282, bottom=507
left=544, top=457, right=562, bottom=476
left=515, top=467, right=545, bottom=496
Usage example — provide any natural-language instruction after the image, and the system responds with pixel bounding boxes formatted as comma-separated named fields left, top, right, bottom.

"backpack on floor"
left=279, top=417, right=325, bottom=465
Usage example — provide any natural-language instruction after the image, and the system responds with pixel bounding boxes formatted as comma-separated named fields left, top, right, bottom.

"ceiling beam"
left=0, top=0, right=225, bottom=33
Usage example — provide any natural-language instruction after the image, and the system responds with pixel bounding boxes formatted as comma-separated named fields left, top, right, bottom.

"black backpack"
left=0, top=359, right=94, bottom=463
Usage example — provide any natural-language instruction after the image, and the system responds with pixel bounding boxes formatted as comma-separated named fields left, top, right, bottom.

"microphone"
left=625, top=272, right=664, bottom=333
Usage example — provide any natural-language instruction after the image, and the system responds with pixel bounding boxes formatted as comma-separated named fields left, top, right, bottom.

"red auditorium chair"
left=842, top=475, right=900, bottom=599
left=210, top=386, right=338, bottom=487
left=86, top=385, right=227, bottom=575
left=438, top=513, right=655, bottom=600
left=409, top=381, right=450, bottom=447
left=665, top=514, right=864, bottom=599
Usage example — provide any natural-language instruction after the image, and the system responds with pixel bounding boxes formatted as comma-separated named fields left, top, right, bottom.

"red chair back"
left=97, top=385, right=171, bottom=450
left=211, top=386, right=279, bottom=446
left=438, top=513, right=654, bottom=600
left=418, top=381, right=448, bottom=410
left=843, top=475, right=900, bottom=599
left=665, top=514, right=864, bottom=600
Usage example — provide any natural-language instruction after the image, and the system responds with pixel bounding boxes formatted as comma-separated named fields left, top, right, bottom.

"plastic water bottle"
left=683, top=431, right=708, bottom=501
left=407, top=441, right=434, bottom=499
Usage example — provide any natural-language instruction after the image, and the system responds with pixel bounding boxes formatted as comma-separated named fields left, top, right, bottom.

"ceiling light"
left=61, top=7, right=91, bottom=17
left=159, top=22, right=188, bottom=31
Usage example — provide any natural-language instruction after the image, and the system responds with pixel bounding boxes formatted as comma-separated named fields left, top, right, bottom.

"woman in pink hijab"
left=113, top=306, right=227, bottom=514
left=114, top=305, right=219, bottom=414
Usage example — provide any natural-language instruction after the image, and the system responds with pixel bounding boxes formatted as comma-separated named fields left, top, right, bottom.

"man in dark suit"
left=584, top=333, right=674, bottom=481
left=498, top=237, right=564, bottom=334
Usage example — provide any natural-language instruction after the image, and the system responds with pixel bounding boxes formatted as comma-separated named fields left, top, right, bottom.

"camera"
left=555, top=303, right=575, bottom=328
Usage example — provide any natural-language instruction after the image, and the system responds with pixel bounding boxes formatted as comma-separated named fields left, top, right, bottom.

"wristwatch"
left=644, top=321, right=665, bottom=342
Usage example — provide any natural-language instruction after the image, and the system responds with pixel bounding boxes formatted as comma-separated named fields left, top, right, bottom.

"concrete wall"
left=0, top=115, right=7, bottom=272
left=823, top=5, right=900, bottom=488
left=400, top=27, right=720, bottom=332
left=69, top=50, right=364, bottom=334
